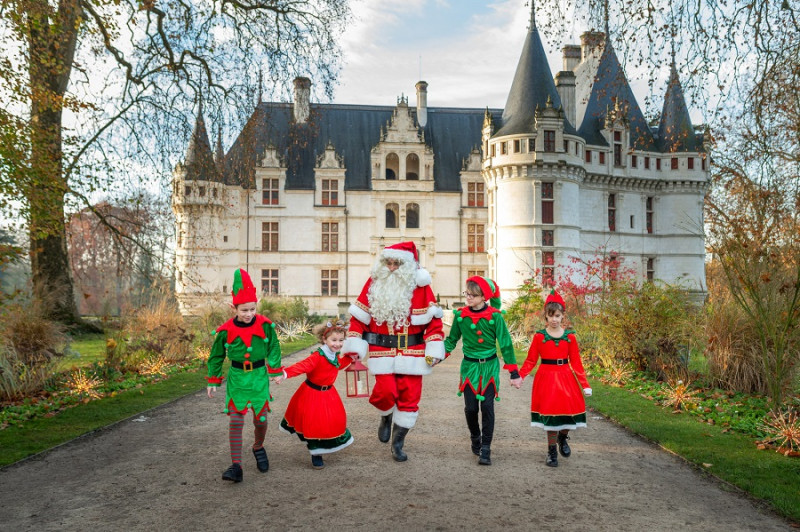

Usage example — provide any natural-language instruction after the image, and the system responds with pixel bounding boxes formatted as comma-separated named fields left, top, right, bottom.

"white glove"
left=583, top=387, right=592, bottom=397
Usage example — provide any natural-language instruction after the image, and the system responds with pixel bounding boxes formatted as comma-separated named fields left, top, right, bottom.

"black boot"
left=311, top=455, right=324, bottom=469
left=546, top=444, right=558, bottom=467
left=478, top=445, right=492, bottom=465
left=391, top=424, right=409, bottom=462
left=470, top=433, right=481, bottom=456
left=557, top=433, right=571, bottom=458
left=222, top=463, right=243, bottom=482
left=252, top=446, right=269, bottom=472
left=378, top=413, right=393, bottom=443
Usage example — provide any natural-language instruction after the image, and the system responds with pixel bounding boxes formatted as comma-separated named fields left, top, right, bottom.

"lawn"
left=0, top=333, right=318, bottom=467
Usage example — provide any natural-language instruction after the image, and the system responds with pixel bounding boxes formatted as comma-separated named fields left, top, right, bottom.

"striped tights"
left=229, top=412, right=268, bottom=463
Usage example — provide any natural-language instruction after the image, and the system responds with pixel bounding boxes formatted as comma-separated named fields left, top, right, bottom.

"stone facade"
left=173, top=20, right=707, bottom=316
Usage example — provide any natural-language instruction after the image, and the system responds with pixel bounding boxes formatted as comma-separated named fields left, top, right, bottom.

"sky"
left=334, top=0, right=561, bottom=109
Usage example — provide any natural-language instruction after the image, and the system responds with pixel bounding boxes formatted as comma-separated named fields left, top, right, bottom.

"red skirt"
left=530, top=365, right=587, bottom=430
left=280, top=381, right=348, bottom=440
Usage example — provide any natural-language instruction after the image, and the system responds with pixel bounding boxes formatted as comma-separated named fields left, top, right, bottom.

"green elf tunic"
left=207, top=314, right=283, bottom=421
left=444, top=305, right=518, bottom=400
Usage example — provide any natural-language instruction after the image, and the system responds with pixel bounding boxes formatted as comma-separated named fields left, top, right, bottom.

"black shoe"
left=253, top=446, right=269, bottom=472
left=222, top=463, right=243, bottom=482
left=557, top=433, right=571, bottom=458
left=391, top=424, right=409, bottom=462
left=546, top=444, right=558, bottom=467
left=379, top=413, right=393, bottom=443
left=311, top=455, right=324, bottom=469
left=470, top=433, right=481, bottom=456
left=478, top=445, right=492, bottom=465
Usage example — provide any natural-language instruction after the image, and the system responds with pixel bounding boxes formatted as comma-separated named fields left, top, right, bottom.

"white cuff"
left=343, top=336, right=369, bottom=360
left=583, top=387, right=592, bottom=397
left=425, top=340, right=445, bottom=361
left=348, top=304, right=371, bottom=325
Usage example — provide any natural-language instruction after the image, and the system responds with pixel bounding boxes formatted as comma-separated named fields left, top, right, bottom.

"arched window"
left=385, top=203, right=399, bottom=228
left=406, top=203, right=419, bottom=228
left=386, top=153, right=399, bottom=180
left=406, top=153, right=419, bottom=180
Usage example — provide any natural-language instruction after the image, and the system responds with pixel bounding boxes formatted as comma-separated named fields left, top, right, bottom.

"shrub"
left=258, top=295, right=310, bottom=325
left=119, top=298, right=194, bottom=366
left=0, top=300, right=67, bottom=365
left=705, top=296, right=767, bottom=394
left=0, top=342, right=59, bottom=401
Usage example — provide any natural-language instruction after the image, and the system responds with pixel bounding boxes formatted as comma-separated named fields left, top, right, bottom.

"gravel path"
left=0, top=344, right=792, bottom=531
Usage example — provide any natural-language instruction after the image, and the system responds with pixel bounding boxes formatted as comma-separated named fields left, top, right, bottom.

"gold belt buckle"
left=243, top=360, right=253, bottom=372
left=396, top=333, right=408, bottom=350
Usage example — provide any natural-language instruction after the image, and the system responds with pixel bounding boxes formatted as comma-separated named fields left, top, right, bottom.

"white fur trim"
left=410, top=304, right=444, bottom=326
left=531, top=422, right=587, bottom=431
left=393, top=409, right=418, bottom=429
left=349, top=303, right=371, bottom=325
left=309, top=435, right=354, bottom=455
left=368, top=355, right=432, bottom=376
left=382, top=248, right=415, bottom=265
left=378, top=406, right=395, bottom=417
left=342, top=337, right=368, bottom=360
left=425, top=340, right=445, bottom=361
left=583, top=388, right=593, bottom=396
left=414, top=267, right=431, bottom=287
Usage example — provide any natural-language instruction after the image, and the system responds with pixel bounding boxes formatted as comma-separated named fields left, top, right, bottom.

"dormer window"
left=386, top=153, right=399, bottom=180
left=544, top=131, right=556, bottom=152
left=613, top=131, right=623, bottom=166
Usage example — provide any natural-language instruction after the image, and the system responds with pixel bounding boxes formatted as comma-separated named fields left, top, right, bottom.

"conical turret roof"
left=495, top=21, right=575, bottom=137
left=184, top=105, right=219, bottom=182
left=577, top=41, right=655, bottom=150
left=657, top=62, right=698, bottom=152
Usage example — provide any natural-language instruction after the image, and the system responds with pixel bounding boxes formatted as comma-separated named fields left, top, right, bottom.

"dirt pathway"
left=0, top=345, right=792, bottom=531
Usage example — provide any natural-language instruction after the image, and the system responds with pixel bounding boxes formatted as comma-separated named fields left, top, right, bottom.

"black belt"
left=463, top=354, right=498, bottom=364
left=540, top=358, right=569, bottom=365
left=364, top=332, right=424, bottom=350
left=231, top=359, right=266, bottom=371
left=305, top=379, right=331, bottom=391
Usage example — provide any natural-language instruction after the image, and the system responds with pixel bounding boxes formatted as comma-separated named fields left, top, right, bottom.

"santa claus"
left=342, top=241, right=444, bottom=461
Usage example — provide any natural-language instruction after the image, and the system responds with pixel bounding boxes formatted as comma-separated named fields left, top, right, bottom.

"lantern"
left=345, top=358, right=370, bottom=398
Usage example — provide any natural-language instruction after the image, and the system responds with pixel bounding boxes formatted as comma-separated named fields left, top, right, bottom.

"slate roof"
left=657, top=63, right=700, bottom=152
left=496, top=26, right=576, bottom=137
left=222, top=103, right=502, bottom=192
left=577, top=42, right=656, bottom=150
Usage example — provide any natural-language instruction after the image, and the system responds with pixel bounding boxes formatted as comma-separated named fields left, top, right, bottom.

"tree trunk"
left=26, top=0, right=92, bottom=328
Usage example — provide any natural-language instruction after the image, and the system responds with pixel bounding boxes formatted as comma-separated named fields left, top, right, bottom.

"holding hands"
left=510, top=376, right=523, bottom=389
left=207, top=386, right=216, bottom=398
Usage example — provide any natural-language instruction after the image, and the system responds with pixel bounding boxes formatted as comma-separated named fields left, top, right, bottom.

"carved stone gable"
left=384, top=101, right=423, bottom=144
left=316, top=142, right=344, bottom=169
left=259, top=145, right=283, bottom=168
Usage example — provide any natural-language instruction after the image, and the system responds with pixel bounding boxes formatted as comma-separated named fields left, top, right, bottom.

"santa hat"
left=380, top=241, right=431, bottom=287
left=467, top=276, right=502, bottom=309
left=231, top=268, right=257, bottom=306
left=544, top=289, right=566, bottom=311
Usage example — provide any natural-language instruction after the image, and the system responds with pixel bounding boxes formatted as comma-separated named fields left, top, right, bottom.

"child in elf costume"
left=435, top=276, right=522, bottom=465
left=517, top=289, right=592, bottom=467
left=206, top=268, right=284, bottom=483
left=273, top=321, right=355, bottom=469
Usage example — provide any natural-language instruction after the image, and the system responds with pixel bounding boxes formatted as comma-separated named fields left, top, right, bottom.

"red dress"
left=279, top=347, right=354, bottom=455
left=519, top=329, right=590, bottom=431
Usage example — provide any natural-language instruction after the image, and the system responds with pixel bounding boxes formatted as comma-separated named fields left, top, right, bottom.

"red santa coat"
left=343, top=277, right=445, bottom=375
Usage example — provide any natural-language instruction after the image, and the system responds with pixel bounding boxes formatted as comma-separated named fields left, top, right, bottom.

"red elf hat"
left=231, top=268, right=257, bottom=305
left=544, top=289, right=566, bottom=311
left=467, top=276, right=502, bottom=309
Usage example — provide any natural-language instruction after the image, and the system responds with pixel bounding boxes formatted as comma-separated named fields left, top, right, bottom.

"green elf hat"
left=467, top=275, right=502, bottom=309
left=231, top=268, right=257, bottom=306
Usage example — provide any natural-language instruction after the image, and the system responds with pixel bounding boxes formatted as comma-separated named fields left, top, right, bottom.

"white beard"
left=368, top=259, right=417, bottom=330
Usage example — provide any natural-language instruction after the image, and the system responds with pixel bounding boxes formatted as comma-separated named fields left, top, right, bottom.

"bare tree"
left=0, top=0, right=351, bottom=327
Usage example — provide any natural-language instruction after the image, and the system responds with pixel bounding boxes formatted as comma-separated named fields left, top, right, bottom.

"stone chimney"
left=562, top=45, right=582, bottom=71
left=555, top=71, right=577, bottom=128
left=415, top=81, right=428, bottom=128
left=580, top=31, right=605, bottom=61
left=293, top=76, right=311, bottom=124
